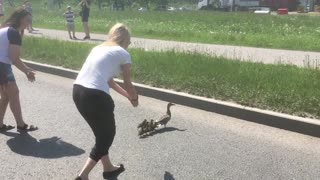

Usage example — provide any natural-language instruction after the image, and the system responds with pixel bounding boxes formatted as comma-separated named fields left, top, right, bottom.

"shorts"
left=81, top=10, right=89, bottom=22
left=0, top=62, right=15, bottom=85
left=66, top=23, right=75, bottom=31
left=81, top=15, right=89, bottom=22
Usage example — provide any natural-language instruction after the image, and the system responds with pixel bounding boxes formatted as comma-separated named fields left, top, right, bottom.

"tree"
left=135, top=0, right=151, bottom=9
left=96, top=0, right=103, bottom=9
left=7, top=0, right=14, bottom=7
left=154, top=0, right=168, bottom=10
left=54, top=0, right=63, bottom=9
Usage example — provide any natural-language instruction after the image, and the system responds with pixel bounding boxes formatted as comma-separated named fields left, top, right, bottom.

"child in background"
left=63, top=6, right=77, bottom=39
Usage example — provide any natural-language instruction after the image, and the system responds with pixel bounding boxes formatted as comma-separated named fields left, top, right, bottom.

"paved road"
left=27, top=28, right=320, bottom=68
left=1, top=70, right=320, bottom=180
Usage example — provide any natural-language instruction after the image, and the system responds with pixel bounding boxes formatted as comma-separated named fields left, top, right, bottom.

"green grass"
left=21, top=36, right=320, bottom=119
left=2, top=0, right=320, bottom=51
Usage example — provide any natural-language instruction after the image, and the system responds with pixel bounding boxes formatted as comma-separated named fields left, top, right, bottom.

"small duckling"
left=138, top=128, right=144, bottom=136
left=138, top=119, right=147, bottom=129
left=150, top=119, right=157, bottom=129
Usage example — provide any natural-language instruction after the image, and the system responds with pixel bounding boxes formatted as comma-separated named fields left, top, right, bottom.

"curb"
left=23, top=60, right=320, bottom=138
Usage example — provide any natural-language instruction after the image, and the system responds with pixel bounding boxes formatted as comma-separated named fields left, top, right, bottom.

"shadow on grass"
left=27, top=31, right=43, bottom=35
left=140, top=127, right=186, bottom=139
left=2, top=132, right=85, bottom=159
left=88, top=38, right=104, bottom=42
left=164, top=171, right=175, bottom=180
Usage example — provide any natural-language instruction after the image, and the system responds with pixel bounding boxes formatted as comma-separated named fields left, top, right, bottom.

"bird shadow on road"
left=2, top=132, right=85, bottom=159
left=140, top=127, right=186, bottom=139
left=164, top=171, right=175, bottom=180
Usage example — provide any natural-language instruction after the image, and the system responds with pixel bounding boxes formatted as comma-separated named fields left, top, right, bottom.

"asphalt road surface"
left=1, top=69, right=320, bottom=180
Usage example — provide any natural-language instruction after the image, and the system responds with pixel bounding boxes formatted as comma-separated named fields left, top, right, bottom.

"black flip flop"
left=103, top=164, right=125, bottom=179
left=17, top=124, right=38, bottom=132
left=74, top=177, right=82, bottom=180
left=0, top=124, right=15, bottom=132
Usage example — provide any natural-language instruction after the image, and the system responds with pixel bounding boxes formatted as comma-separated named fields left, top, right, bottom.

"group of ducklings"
left=137, top=102, right=175, bottom=137
left=137, top=119, right=158, bottom=136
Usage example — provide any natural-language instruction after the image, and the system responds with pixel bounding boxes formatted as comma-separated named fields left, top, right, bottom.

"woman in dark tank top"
left=0, top=8, right=38, bottom=132
left=79, top=0, right=91, bottom=40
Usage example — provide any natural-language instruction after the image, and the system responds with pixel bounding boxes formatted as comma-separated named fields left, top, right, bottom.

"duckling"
left=138, top=128, right=144, bottom=136
left=156, top=102, right=175, bottom=127
left=146, top=122, right=152, bottom=132
left=150, top=119, right=157, bottom=129
left=138, top=119, right=147, bottom=129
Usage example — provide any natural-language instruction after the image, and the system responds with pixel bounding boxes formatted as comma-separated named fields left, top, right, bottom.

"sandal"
left=103, top=164, right=125, bottom=179
left=17, top=124, right=38, bottom=132
left=83, top=36, right=90, bottom=40
left=74, top=177, right=82, bottom=180
left=0, top=124, right=15, bottom=132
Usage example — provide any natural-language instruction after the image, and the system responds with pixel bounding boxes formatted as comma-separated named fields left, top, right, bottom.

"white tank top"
left=74, top=46, right=131, bottom=94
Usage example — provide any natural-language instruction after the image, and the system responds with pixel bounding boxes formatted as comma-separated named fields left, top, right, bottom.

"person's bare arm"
left=78, top=0, right=89, bottom=7
left=9, top=45, right=35, bottom=82
left=108, top=78, right=129, bottom=98
left=78, top=0, right=84, bottom=6
left=78, top=0, right=82, bottom=6
left=121, top=64, right=138, bottom=106
left=85, top=0, right=89, bottom=8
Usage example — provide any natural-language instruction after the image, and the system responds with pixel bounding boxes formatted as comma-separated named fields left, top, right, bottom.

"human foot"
left=0, top=124, right=15, bottom=132
left=17, top=124, right=38, bottom=132
left=75, top=175, right=88, bottom=180
left=103, top=164, right=125, bottom=179
left=83, top=36, right=90, bottom=40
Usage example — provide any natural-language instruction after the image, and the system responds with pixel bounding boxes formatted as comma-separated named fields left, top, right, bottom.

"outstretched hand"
left=129, top=96, right=139, bottom=107
left=26, top=70, right=36, bottom=82
left=130, top=99, right=139, bottom=107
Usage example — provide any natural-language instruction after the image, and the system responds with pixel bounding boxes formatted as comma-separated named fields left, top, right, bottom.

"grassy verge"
left=21, top=37, right=320, bottom=119
left=2, top=0, right=320, bottom=52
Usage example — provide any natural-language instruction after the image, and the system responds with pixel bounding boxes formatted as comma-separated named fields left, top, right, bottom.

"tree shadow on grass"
left=140, top=127, right=186, bottom=139
left=28, top=31, right=43, bottom=35
left=2, top=132, right=85, bottom=159
left=89, top=38, right=104, bottom=42
left=79, top=38, right=104, bottom=43
left=164, top=171, right=175, bottom=180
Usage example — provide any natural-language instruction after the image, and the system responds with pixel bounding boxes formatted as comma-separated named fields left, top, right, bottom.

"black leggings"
left=73, top=84, right=116, bottom=162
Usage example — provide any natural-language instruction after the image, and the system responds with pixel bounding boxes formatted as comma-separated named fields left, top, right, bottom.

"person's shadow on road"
left=3, top=132, right=85, bottom=159
left=164, top=171, right=175, bottom=180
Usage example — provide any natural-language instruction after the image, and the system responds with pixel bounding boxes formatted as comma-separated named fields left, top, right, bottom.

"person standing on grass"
left=73, top=23, right=138, bottom=180
left=79, top=0, right=90, bottom=40
left=0, top=8, right=38, bottom=132
left=63, top=6, right=77, bottom=40
left=0, top=0, right=4, bottom=19
left=22, top=0, right=35, bottom=33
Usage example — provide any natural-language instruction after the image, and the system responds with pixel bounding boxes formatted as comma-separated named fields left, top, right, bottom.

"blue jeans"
left=0, top=62, right=15, bottom=85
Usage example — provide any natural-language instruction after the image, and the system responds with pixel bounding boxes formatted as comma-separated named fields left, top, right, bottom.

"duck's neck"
left=166, top=105, right=171, bottom=116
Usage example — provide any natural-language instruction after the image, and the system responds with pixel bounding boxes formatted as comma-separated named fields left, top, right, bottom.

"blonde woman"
left=73, top=23, right=138, bottom=180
